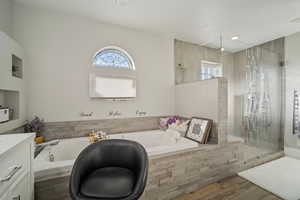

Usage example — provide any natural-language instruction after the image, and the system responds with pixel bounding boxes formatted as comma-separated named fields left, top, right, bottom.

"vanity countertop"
left=0, top=133, right=35, bottom=156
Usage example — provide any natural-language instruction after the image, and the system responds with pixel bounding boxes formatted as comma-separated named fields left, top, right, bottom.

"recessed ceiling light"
left=231, top=36, right=239, bottom=40
left=290, top=17, right=300, bottom=23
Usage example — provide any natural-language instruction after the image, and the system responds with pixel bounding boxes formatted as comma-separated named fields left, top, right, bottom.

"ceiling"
left=14, top=0, right=300, bottom=52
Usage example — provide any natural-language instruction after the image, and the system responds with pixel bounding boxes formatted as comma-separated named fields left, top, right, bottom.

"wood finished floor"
left=175, top=176, right=282, bottom=200
left=35, top=176, right=282, bottom=200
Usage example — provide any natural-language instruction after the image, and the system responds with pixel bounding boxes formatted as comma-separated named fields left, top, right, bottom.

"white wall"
left=285, top=32, right=300, bottom=150
left=0, top=0, right=27, bottom=133
left=175, top=79, right=219, bottom=121
left=0, top=91, right=4, bottom=106
left=12, top=4, right=175, bottom=122
left=175, top=78, right=228, bottom=144
left=0, top=0, right=12, bottom=36
left=0, top=31, right=27, bottom=133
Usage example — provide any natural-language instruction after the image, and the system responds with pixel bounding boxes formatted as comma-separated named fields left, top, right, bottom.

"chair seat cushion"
left=80, top=167, right=135, bottom=199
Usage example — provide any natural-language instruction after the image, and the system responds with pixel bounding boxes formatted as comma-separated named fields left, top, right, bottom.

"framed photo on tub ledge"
left=185, top=117, right=213, bottom=144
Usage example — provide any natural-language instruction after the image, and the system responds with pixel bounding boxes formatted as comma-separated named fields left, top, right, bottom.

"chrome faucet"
left=108, top=111, right=122, bottom=117
left=136, top=110, right=147, bottom=116
left=97, top=130, right=107, bottom=139
left=80, top=112, right=93, bottom=117
left=49, top=152, right=54, bottom=162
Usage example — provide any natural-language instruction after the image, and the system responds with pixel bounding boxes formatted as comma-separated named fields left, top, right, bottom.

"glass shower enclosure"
left=230, top=40, right=284, bottom=153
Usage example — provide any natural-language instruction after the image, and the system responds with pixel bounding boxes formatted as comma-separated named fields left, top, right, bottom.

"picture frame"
left=185, top=117, right=213, bottom=144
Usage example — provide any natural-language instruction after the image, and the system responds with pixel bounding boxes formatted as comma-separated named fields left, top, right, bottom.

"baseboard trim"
left=284, top=147, right=300, bottom=160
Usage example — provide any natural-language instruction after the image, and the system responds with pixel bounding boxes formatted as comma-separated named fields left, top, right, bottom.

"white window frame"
left=92, top=46, right=135, bottom=71
left=90, top=46, right=137, bottom=99
left=199, top=60, right=223, bottom=81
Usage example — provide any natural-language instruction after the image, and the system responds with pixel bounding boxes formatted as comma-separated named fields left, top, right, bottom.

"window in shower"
left=199, top=60, right=223, bottom=80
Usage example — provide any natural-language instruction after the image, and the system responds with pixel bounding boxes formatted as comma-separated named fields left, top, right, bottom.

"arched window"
left=90, top=46, right=136, bottom=99
left=93, top=47, right=135, bottom=70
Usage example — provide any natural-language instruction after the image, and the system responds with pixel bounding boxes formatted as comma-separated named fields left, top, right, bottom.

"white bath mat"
left=239, top=157, right=300, bottom=200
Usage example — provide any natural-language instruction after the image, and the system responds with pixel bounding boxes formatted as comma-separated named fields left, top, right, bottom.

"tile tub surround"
left=34, top=116, right=220, bottom=142
left=3, top=116, right=219, bottom=144
left=34, top=142, right=283, bottom=200
left=36, top=116, right=165, bottom=141
left=34, top=130, right=199, bottom=182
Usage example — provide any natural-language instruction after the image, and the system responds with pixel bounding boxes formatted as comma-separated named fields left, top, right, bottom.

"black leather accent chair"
left=69, top=139, right=148, bottom=200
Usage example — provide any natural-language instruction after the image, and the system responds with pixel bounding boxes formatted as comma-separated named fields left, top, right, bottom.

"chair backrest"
left=92, top=139, right=147, bottom=170
left=70, top=139, right=148, bottom=200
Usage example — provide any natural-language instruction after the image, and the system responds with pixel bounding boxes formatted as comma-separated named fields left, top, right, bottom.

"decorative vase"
left=35, top=136, right=44, bottom=144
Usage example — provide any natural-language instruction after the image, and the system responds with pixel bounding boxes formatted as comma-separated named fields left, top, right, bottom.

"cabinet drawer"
left=0, top=141, right=30, bottom=197
left=0, top=173, right=29, bottom=200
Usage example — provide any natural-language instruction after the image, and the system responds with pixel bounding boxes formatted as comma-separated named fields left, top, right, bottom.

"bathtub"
left=34, top=129, right=199, bottom=182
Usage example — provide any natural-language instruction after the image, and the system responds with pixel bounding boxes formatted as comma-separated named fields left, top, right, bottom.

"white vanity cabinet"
left=0, top=133, right=35, bottom=200
left=1, top=174, right=30, bottom=200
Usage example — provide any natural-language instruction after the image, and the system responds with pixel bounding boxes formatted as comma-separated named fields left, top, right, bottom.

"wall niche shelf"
left=12, top=54, right=23, bottom=79
left=0, top=90, right=20, bottom=122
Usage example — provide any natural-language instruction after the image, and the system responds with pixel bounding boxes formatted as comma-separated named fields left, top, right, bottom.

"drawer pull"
left=0, top=165, right=22, bottom=183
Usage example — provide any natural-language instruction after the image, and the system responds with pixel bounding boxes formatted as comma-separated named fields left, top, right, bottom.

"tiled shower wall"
left=285, top=33, right=300, bottom=150
left=175, top=38, right=285, bottom=151
left=174, top=40, right=235, bottom=138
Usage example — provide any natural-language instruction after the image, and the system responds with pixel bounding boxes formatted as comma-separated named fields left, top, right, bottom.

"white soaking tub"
left=34, top=129, right=199, bottom=182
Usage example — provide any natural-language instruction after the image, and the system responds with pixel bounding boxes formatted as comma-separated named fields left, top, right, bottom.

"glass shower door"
left=232, top=46, right=283, bottom=154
